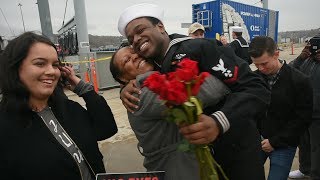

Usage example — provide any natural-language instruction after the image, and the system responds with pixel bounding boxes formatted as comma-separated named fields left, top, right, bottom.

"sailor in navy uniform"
left=230, top=26, right=252, bottom=64
left=118, top=3, right=270, bottom=179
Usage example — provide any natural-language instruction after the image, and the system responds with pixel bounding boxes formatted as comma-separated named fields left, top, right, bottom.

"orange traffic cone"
left=90, top=57, right=99, bottom=92
left=84, top=71, right=90, bottom=83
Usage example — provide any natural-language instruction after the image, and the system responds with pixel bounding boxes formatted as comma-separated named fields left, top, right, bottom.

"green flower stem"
left=182, top=83, right=228, bottom=180
left=204, top=146, right=217, bottom=177
left=186, top=82, right=192, bottom=98
left=195, top=147, right=206, bottom=180
left=182, top=104, right=194, bottom=124
left=195, top=146, right=219, bottom=180
left=212, top=154, right=229, bottom=180
left=189, top=96, right=203, bottom=115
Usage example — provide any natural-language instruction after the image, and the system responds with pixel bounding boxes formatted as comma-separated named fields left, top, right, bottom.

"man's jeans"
left=262, top=147, right=296, bottom=180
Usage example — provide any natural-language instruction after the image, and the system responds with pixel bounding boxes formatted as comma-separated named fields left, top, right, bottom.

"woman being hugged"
left=110, top=46, right=230, bottom=180
left=0, top=32, right=117, bottom=180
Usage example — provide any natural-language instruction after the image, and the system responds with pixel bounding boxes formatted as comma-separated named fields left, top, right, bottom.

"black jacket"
left=256, top=62, right=313, bottom=148
left=230, top=36, right=251, bottom=64
left=290, top=56, right=320, bottom=120
left=0, top=90, right=118, bottom=180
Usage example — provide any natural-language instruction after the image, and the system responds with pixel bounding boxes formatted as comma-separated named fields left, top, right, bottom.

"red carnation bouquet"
left=143, top=58, right=228, bottom=180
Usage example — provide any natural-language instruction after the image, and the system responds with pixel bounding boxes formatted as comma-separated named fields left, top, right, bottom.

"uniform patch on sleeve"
left=175, top=53, right=187, bottom=60
left=212, top=58, right=233, bottom=77
left=212, top=58, right=239, bottom=83
left=171, top=54, right=187, bottom=66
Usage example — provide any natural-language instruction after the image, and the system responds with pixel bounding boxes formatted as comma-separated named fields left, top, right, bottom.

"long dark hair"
left=109, top=43, right=131, bottom=85
left=0, top=32, right=60, bottom=116
left=110, top=49, right=126, bottom=85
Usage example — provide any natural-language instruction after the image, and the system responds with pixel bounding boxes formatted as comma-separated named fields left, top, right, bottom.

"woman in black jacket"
left=0, top=32, right=117, bottom=179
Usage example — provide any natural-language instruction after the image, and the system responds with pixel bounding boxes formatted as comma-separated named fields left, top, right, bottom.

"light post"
left=18, top=3, right=26, bottom=32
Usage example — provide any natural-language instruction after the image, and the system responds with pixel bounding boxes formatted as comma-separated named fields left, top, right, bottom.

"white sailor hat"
left=118, top=3, right=164, bottom=37
left=232, top=26, right=243, bottom=33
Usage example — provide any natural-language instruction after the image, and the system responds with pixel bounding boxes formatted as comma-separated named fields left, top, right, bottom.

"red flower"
left=160, top=78, right=188, bottom=105
left=142, top=72, right=166, bottom=94
left=192, top=72, right=210, bottom=96
left=167, top=71, right=177, bottom=81
left=178, top=58, right=199, bottom=75
left=143, top=72, right=188, bottom=105
left=175, top=58, right=199, bottom=82
left=175, top=67, right=196, bottom=82
left=143, top=58, right=209, bottom=104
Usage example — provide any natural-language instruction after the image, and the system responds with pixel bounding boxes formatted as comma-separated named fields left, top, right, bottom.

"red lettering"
left=152, top=177, right=159, bottom=180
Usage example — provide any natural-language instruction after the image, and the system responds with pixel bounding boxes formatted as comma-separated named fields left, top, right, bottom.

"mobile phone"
left=309, top=36, right=320, bottom=55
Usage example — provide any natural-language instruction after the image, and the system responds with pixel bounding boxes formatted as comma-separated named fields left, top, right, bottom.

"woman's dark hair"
left=248, top=36, right=277, bottom=58
left=0, top=32, right=60, bottom=115
left=109, top=48, right=127, bottom=85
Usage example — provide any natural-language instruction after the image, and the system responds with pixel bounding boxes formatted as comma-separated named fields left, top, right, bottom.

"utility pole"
left=73, top=0, right=90, bottom=53
left=18, top=3, right=26, bottom=32
left=37, top=0, right=54, bottom=42
left=262, top=0, right=268, bottom=9
left=73, top=0, right=99, bottom=91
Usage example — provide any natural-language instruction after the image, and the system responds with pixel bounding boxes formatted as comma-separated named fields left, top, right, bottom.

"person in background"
left=289, top=35, right=320, bottom=180
left=118, top=3, right=270, bottom=179
left=230, top=26, right=251, bottom=64
left=0, top=32, right=118, bottom=179
left=249, top=36, right=313, bottom=180
left=220, top=35, right=229, bottom=46
left=188, top=23, right=225, bottom=47
left=188, top=22, right=205, bottom=38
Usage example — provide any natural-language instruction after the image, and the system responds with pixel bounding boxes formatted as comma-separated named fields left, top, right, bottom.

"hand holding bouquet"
left=143, top=58, right=228, bottom=180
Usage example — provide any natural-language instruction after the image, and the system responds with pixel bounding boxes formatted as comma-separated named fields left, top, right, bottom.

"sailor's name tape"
left=61, top=56, right=111, bottom=64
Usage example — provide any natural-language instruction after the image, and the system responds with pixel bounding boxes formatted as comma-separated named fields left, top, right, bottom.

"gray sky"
left=1, top=0, right=319, bottom=39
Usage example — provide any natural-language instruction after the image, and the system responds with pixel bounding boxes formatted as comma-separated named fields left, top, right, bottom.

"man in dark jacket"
left=230, top=26, right=252, bottom=64
left=118, top=3, right=270, bottom=180
left=289, top=37, right=320, bottom=180
left=249, top=36, right=313, bottom=180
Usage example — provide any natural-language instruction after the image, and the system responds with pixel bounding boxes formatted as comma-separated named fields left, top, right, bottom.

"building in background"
left=192, top=0, right=279, bottom=43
